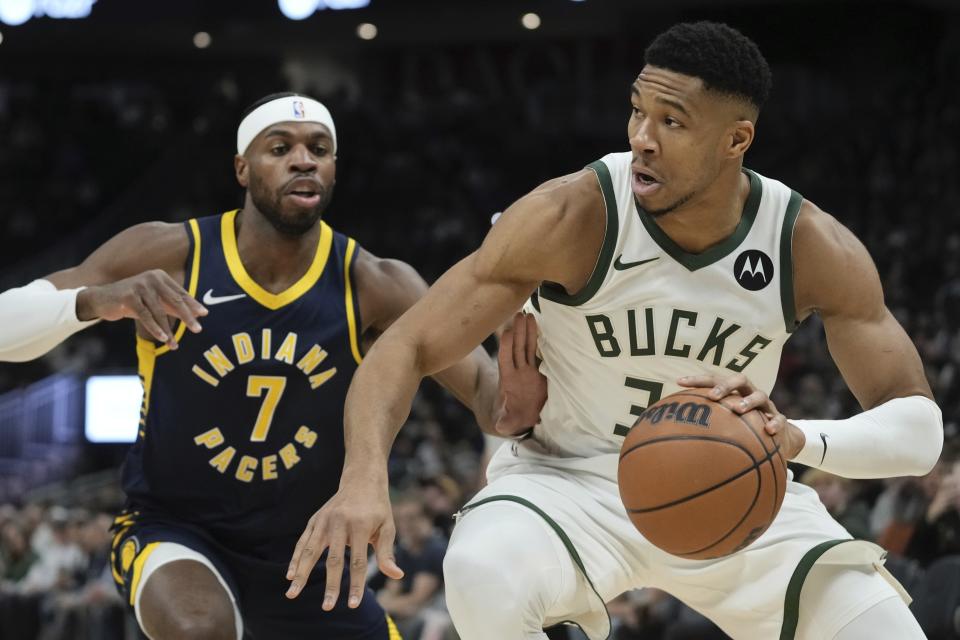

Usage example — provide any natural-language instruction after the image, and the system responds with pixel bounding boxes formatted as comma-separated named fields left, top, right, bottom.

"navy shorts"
left=110, top=509, right=400, bottom=640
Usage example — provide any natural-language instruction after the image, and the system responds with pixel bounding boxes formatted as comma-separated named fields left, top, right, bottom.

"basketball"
left=618, top=388, right=787, bottom=560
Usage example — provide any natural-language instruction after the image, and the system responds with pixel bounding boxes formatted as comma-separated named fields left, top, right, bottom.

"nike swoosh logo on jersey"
left=202, top=290, right=247, bottom=306
left=613, top=255, right=659, bottom=271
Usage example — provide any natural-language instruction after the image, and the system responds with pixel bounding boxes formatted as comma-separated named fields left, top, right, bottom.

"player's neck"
left=234, top=207, right=322, bottom=294
left=651, top=167, right=750, bottom=255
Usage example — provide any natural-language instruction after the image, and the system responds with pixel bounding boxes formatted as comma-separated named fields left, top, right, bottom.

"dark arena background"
left=1, top=1, right=959, bottom=638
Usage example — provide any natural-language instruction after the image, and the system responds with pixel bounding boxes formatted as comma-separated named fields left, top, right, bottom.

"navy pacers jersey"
left=121, top=210, right=363, bottom=561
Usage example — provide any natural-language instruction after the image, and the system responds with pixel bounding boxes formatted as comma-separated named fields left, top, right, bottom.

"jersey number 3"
left=247, top=375, right=287, bottom=442
left=613, top=376, right=663, bottom=437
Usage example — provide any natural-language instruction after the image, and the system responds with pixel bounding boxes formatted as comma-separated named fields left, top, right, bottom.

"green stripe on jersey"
left=539, top=160, right=619, bottom=307
left=634, top=169, right=762, bottom=272
left=779, top=190, right=804, bottom=333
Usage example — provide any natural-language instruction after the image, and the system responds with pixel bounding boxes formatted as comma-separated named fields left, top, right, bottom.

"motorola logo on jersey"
left=733, top=250, right=774, bottom=291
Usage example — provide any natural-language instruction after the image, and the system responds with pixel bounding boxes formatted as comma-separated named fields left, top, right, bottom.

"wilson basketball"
left=618, top=388, right=787, bottom=560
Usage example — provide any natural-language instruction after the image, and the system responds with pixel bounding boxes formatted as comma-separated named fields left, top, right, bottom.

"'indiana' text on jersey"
left=121, top=210, right=363, bottom=552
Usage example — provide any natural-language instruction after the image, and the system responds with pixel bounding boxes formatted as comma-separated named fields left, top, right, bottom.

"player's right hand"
left=75, top=269, right=207, bottom=350
left=285, top=480, right=403, bottom=609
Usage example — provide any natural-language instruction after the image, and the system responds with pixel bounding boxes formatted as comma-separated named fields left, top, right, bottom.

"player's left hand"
left=494, top=312, right=547, bottom=437
left=677, top=373, right=805, bottom=459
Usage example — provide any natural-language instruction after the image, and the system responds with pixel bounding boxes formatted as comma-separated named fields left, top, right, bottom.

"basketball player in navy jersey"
left=0, top=93, right=538, bottom=639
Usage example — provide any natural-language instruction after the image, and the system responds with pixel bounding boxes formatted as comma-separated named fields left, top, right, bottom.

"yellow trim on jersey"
left=128, top=541, right=160, bottom=605
left=221, top=209, right=333, bottom=310
left=154, top=217, right=201, bottom=356
left=386, top=614, right=403, bottom=640
left=344, top=238, right=363, bottom=365
left=136, top=335, right=157, bottom=429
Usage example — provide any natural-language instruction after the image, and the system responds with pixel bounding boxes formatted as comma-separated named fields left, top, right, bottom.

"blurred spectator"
left=419, top=475, right=463, bottom=538
left=38, top=513, right=124, bottom=640
left=903, top=445, right=960, bottom=567
left=1, top=519, right=38, bottom=584
left=18, top=507, right=86, bottom=595
left=376, top=491, right=449, bottom=640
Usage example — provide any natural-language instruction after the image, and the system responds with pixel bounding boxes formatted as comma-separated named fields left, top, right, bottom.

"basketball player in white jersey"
left=286, top=22, right=943, bottom=639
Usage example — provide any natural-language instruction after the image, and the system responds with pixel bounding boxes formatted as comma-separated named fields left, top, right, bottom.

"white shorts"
left=461, top=442, right=908, bottom=640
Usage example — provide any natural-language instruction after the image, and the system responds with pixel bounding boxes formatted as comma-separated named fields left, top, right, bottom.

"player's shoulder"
left=792, top=199, right=881, bottom=317
left=112, top=220, right=193, bottom=272
left=523, top=166, right=604, bottom=222
left=350, top=245, right=428, bottom=332
left=793, top=199, right=866, bottom=265
left=351, top=246, right=421, bottom=291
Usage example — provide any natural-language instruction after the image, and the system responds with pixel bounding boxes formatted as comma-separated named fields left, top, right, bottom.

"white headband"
left=236, top=95, right=337, bottom=155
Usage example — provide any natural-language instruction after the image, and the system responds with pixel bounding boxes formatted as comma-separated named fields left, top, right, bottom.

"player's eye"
left=271, top=145, right=288, bottom=155
left=631, top=106, right=643, bottom=118
left=312, top=146, right=328, bottom=157
left=665, top=117, right=682, bottom=128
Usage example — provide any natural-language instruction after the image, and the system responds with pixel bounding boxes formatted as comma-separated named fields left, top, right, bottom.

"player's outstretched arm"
left=783, top=201, right=941, bottom=477
left=285, top=169, right=605, bottom=607
left=0, top=222, right=207, bottom=361
left=681, top=202, right=942, bottom=478
left=350, top=250, right=539, bottom=437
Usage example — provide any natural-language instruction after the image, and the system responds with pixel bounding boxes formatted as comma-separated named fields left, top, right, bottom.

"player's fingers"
left=159, top=284, right=203, bottom=333
left=498, top=325, right=516, bottom=372
left=286, top=524, right=325, bottom=599
left=512, top=312, right=527, bottom=370
left=141, top=291, right=176, bottom=349
left=322, top=528, right=348, bottom=611
left=346, top=532, right=369, bottom=609
left=732, top=389, right=768, bottom=414
left=128, top=296, right=170, bottom=345
left=523, top=313, right=538, bottom=365
left=287, top=517, right=317, bottom=580
left=676, top=374, right=718, bottom=388
left=157, top=271, right=208, bottom=316
left=709, top=373, right=749, bottom=400
left=160, top=290, right=200, bottom=333
left=764, top=414, right=788, bottom=436
left=374, top=519, right=403, bottom=580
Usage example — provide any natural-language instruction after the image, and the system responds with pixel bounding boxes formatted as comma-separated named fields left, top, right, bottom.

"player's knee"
left=444, top=544, right=522, bottom=614
left=155, top=613, right=236, bottom=640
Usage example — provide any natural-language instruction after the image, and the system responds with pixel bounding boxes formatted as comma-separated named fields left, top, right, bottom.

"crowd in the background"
left=0, top=505, right=125, bottom=639
left=1, top=8, right=959, bottom=639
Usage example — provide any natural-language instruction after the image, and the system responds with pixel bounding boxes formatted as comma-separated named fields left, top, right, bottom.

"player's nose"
left=629, top=119, right=659, bottom=156
left=288, top=144, right=318, bottom=172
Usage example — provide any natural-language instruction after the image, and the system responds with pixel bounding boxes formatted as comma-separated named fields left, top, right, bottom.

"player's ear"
left=726, top=120, right=755, bottom=160
left=235, top=154, right=249, bottom=188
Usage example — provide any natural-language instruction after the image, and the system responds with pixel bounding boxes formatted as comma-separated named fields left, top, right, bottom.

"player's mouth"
left=632, top=169, right=662, bottom=197
left=286, top=190, right=321, bottom=207
left=284, top=178, right=323, bottom=207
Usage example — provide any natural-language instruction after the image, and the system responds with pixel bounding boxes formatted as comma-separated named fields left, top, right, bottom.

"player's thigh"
left=450, top=470, right=641, bottom=639
left=796, top=564, right=918, bottom=640
left=139, top=557, right=238, bottom=640
left=647, top=482, right=894, bottom=638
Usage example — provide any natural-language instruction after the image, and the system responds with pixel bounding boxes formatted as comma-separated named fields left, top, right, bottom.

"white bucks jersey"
left=528, top=151, right=803, bottom=459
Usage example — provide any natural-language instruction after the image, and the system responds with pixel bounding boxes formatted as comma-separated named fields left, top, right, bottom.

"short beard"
left=248, top=174, right=333, bottom=237
left=643, top=190, right=696, bottom=218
